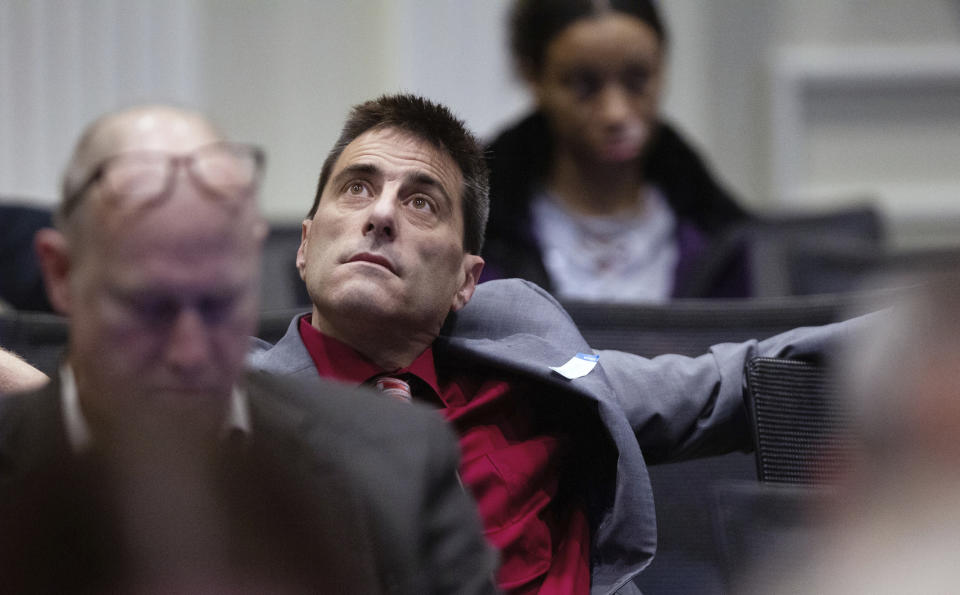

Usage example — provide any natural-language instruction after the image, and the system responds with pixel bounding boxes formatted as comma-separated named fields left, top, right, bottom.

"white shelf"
left=773, top=45, right=960, bottom=86
left=769, top=44, right=960, bottom=205
left=769, top=44, right=960, bottom=248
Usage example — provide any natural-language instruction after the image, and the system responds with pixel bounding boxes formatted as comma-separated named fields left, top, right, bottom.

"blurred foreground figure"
left=0, top=105, right=495, bottom=594
left=746, top=273, right=960, bottom=594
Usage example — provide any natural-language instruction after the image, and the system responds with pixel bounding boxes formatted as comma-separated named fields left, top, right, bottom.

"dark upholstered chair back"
left=738, top=203, right=885, bottom=297
left=787, top=243, right=960, bottom=296
left=709, top=480, right=836, bottom=592
left=256, top=308, right=308, bottom=344
left=561, top=292, right=865, bottom=358
left=0, top=307, right=312, bottom=379
left=0, top=202, right=54, bottom=312
left=0, top=310, right=69, bottom=376
left=260, top=224, right=311, bottom=310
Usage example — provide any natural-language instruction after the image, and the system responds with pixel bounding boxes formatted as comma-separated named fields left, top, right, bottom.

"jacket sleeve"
left=449, top=278, right=877, bottom=463
left=451, top=278, right=877, bottom=464
left=593, top=314, right=876, bottom=463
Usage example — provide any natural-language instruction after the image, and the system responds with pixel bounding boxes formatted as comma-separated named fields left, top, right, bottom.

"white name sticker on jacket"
left=550, top=353, right=599, bottom=380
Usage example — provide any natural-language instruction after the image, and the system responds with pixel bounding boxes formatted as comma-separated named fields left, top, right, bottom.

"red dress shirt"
left=298, top=316, right=590, bottom=594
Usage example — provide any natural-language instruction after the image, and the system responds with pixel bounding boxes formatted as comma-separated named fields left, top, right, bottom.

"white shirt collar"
left=58, top=364, right=251, bottom=453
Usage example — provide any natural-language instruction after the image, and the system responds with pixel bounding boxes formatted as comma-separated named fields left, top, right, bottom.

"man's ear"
left=450, top=254, right=485, bottom=312
left=295, top=218, right=311, bottom=281
left=34, top=228, right=72, bottom=315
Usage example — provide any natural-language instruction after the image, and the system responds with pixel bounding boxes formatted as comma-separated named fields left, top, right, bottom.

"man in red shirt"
left=250, top=94, right=861, bottom=594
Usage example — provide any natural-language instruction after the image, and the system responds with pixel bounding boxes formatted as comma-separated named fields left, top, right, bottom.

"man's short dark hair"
left=309, top=94, right=489, bottom=255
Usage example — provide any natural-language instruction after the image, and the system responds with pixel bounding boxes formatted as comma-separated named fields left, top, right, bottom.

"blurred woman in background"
left=482, top=0, right=754, bottom=302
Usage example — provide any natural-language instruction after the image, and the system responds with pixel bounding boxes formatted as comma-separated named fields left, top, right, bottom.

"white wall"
left=195, top=0, right=530, bottom=221
left=0, top=0, right=199, bottom=204
left=2, top=0, right=959, bottom=245
left=196, top=0, right=399, bottom=221
left=0, top=0, right=527, bottom=222
left=709, top=0, right=960, bottom=247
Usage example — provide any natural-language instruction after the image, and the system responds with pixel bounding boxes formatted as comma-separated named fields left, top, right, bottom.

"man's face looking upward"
left=297, top=127, right=484, bottom=350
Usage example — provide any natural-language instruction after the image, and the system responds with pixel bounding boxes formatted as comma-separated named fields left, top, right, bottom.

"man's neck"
left=310, top=307, right=438, bottom=371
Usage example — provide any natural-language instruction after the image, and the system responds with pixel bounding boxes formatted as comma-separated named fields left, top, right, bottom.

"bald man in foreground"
left=0, top=105, right=496, bottom=594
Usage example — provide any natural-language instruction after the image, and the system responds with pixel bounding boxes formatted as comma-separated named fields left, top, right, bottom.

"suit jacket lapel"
left=250, top=314, right=318, bottom=381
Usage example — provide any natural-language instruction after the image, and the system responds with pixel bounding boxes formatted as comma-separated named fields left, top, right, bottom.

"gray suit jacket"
left=250, top=278, right=864, bottom=595
left=0, top=372, right=496, bottom=595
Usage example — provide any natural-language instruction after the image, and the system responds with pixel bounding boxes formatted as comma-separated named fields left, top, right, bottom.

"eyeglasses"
left=62, top=142, right=265, bottom=219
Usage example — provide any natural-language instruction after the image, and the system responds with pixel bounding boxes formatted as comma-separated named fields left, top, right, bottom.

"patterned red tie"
left=373, top=375, right=413, bottom=404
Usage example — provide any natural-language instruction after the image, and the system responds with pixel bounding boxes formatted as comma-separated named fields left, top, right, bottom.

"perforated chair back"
left=745, top=356, right=856, bottom=485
